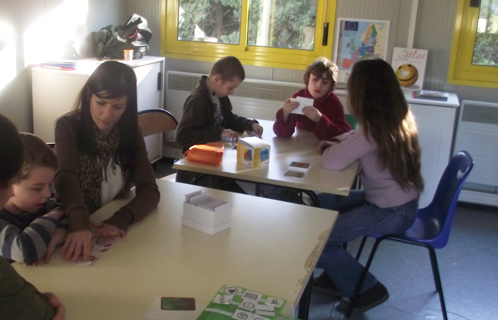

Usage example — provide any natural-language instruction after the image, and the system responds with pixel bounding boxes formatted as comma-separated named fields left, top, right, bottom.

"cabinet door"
left=135, top=62, right=163, bottom=162
left=410, top=103, right=457, bottom=208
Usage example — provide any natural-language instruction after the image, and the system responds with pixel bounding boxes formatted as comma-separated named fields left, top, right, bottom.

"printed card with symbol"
left=196, top=284, right=286, bottom=320
left=290, top=97, right=314, bottom=115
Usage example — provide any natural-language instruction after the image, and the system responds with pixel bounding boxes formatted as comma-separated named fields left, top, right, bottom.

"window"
left=448, top=0, right=498, bottom=88
left=162, top=0, right=336, bottom=70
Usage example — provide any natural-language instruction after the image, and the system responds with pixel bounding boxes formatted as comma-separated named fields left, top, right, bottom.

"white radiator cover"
left=453, top=100, right=498, bottom=207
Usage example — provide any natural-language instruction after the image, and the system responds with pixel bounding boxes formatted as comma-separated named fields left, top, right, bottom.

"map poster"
left=333, top=18, right=390, bottom=84
left=391, top=47, right=428, bottom=91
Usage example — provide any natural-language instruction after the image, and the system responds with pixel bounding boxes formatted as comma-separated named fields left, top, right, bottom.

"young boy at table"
left=0, top=114, right=66, bottom=319
left=175, top=56, right=263, bottom=186
left=0, top=133, right=67, bottom=265
left=273, top=57, right=351, bottom=140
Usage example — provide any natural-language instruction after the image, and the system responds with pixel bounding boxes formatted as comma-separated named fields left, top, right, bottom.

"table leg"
left=298, top=277, right=312, bottom=320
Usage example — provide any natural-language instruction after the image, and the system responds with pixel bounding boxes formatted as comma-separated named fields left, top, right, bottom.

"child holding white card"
left=273, top=57, right=351, bottom=140
left=314, top=59, right=424, bottom=312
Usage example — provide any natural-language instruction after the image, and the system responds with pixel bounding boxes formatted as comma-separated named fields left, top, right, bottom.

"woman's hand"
left=61, top=229, right=92, bottom=262
left=91, top=222, right=126, bottom=238
left=282, top=98, right=299, bottom=121
left=251, top=123, right=263, bottom=137
left=42, top=292, right=66, bottom=320
left=317, top=140, right=336, bottom=155
left=43, top=208, right=65, bottom=221
left=302, top=105, right=322, bottom=123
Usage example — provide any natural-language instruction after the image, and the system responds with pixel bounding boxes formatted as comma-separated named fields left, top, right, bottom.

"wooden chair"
left=137, top=108, right=178, bottom=137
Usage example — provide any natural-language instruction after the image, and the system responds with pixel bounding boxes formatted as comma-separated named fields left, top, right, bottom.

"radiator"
left=453, top=100, right=498, bottom=207
left=164, top=71, right=305, bottom=158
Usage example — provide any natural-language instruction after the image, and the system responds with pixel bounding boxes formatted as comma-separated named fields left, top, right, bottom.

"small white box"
left=182, top=191, right=232, bottom=235
left=237, top=137, right=270, bottom=168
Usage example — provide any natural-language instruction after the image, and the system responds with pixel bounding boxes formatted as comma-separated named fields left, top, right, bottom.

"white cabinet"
left=32, top=56, right=165, bottom=162
left=335, top=89, right=459, bottom=208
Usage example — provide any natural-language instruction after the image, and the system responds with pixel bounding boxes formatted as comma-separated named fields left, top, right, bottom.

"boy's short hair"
left=209, top=56, right=245, bottom=82
left=14, top=133, right=57, bottom=182
left=303, top=57, right=339, bottom=91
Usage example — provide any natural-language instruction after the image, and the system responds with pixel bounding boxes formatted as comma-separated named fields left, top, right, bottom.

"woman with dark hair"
left=0, top=114, right=66, bottom=320
left=313, top=59, right=424, bottom=313
left=54, top=61, right=160, bottom=262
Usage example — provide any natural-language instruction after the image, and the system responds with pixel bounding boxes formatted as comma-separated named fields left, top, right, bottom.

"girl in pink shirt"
left=313, top=59, right=424, bottom=313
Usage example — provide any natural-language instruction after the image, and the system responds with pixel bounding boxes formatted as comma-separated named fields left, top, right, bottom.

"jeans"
left=316, top=190, right=418, bottom=297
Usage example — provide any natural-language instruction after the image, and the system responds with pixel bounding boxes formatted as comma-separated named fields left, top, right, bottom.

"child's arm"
left=176, top=98, right=224, bottom=149
left=321, top=127, right=373, bottom=170
left=311, top=93, right=352, bottom=141
left=273, top=99, right=301, bottom=137
left=0, top=210, right=62, bottom=264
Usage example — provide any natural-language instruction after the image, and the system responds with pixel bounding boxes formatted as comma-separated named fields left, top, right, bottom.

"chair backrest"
left=138, top=109, right=178, bottom=137
left=345, top=114, right=359, bottom=130
left=415, top=150, right=474, bottom=248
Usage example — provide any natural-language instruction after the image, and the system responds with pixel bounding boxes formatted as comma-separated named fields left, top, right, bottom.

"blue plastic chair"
left=348, top=151, right=474, bottom=319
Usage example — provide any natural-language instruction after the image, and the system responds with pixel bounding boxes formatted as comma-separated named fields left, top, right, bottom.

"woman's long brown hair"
left=347, top=59, right=424, bottom=191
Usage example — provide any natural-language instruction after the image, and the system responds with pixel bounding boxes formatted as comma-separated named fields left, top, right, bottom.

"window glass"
left=473, top=0, right=498, bottom=66
left=247, top=0, right=318, bottom=50
left=178, top=0, right=242, bottom=44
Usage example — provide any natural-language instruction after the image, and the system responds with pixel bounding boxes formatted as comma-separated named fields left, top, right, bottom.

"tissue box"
left=236, top=137, right=270, bottom=168
left=182, top=191, right=232, bottom=235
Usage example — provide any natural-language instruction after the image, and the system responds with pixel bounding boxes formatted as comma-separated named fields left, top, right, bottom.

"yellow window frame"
left=161, top=0, right=337, bottom=70
left=448, top=0, right=498, bottom=88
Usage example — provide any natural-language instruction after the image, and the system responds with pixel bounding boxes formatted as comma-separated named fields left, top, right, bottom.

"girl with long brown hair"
left=313, top=59, right=424, bottom=313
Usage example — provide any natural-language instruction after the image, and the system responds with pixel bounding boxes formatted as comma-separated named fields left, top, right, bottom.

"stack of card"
left=197, top=284, right=286, bottom=320
left=182, top=190, right=232, bottom=235
left=284, top=161, right=311, bottom=179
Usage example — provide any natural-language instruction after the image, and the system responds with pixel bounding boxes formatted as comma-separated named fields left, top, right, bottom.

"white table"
left=13, top=180, right=338, bottom=320
left=173, top=120, right=359, bottom=197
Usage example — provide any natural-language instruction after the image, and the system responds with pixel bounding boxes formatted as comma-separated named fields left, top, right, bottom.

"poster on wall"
left=333, top=18, right=390, bottom=85
left=391, top=47, right=428, bottom=91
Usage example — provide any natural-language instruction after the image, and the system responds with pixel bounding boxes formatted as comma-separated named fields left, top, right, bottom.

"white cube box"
left=182, top=191, right=232, bottom=235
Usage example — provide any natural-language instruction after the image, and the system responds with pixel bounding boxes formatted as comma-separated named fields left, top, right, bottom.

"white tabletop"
left=13, top=180, right=338, bottom=319
left=173, top=120, right=359, bottom=196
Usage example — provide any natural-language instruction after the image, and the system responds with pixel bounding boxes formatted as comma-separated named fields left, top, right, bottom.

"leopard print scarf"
left=78, top=124, right=129, bottom=214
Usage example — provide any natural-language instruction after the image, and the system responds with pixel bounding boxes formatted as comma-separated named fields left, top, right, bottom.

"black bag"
left=92, top=14, right=152, bottom=60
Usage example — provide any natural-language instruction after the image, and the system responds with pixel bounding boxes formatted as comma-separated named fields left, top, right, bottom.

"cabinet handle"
left=157, top=72, right=162, bottom=91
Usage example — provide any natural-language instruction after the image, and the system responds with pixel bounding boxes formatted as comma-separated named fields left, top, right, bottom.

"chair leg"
left=346, top=237, right=384, bottom=318
left=427, top=246, right=448, bottom=320
left=355, top=236, right=368, bottom=261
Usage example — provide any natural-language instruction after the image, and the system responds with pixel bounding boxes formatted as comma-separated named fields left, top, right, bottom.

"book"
left=391, top=47, right=428, bottom=90
left=412, top=90, right=449, bottom=101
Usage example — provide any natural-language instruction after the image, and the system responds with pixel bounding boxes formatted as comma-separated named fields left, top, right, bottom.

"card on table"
left=284, top=170, right=305, bottom=179
left=161, top=297, right=196, bottom=310
left=290, top=97, right=314, bottom=115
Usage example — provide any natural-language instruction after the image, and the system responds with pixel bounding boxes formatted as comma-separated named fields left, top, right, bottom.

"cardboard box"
left=236, top=137, right=270, bottom=168
left=182, top=190, right=232, bottom=235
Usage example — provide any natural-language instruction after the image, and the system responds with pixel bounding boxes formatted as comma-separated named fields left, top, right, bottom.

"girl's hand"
left=302, top=105, right=322, bottom=123
left=61, top=229, right=92, bottom=262
left=282, top=98, right=299, bottom=121
left=91, top=221, right=126, bottom=238
left=42, top=292, right=66, bottom=320
left=317, top=140, right=336, bottom=155
left=251, top=123, right=263, bottom=137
